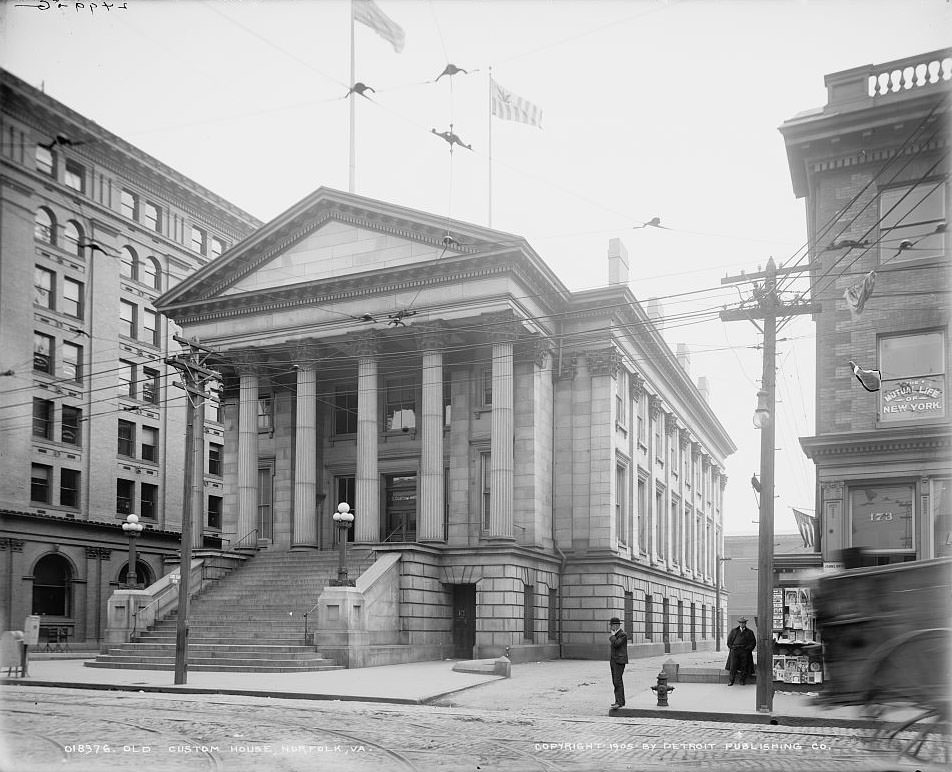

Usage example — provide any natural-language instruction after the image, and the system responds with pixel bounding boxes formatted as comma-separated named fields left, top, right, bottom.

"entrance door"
left=385, top=473, right=417, bottom=542
left=452, top=584, right=477, bottom=658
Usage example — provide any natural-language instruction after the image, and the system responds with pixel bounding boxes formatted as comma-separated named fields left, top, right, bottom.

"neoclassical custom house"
left=156, top=187, right=735, bottom=662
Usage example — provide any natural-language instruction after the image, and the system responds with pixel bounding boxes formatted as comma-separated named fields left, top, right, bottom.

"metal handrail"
left=227, top=528, right=259, bottom=552
left=303, top=600, right=322, bottom=640
left=131, top=581, right=178, bottom=640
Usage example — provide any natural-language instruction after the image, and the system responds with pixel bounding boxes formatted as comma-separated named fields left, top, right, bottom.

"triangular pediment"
left=221, top=218, right=457, bottom=297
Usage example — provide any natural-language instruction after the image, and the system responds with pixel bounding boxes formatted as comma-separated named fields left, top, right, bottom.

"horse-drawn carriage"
left=813, top=556, right=952, bottom=764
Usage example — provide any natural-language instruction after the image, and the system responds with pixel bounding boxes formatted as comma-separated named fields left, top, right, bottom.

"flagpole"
left=349, top=0, right=357, bottom=193
left=487, top=67, right=493, bottom=228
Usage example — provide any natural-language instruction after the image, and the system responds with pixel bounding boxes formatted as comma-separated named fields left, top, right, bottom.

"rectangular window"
left=637, top=393, right=646, bottom=445
left=36, top=144, right=54, bottom=176
left=191, top=225, right=207, bottom=255
left=141, top=367, right=159, bottom=404
left=31, top=464, right=52, bottom=503
left=32, top=398, right=54, bottom=440
left=143, top=308, right=159, bottom=346
left=141, top=426, right=158, bottom=462
left=210, top=237, right=225, bottom=259
left=624, top=591, right=634, bottom=636
left=849, top=484, right=915, bottom=553
left=334, top=384, right=358, bottom=434
left=34, top=266, right=55, bottom=310
left=654, top=414, right=663, bottom=461
left=61, top=405, right=81, bottom=446
left=208, top=495, right=223, bottom=530
left=117, top=419, right=135, bottom=457
left=140, top=483, right=157, bottom=519
left=257, top=463, right=274, bottom=541
left=121, top=189, right=138, bottom=220
left=481, top=369, right=493, bottom=407
left=644, top=593, right=653, bottom=641
left=257, top=395, right=273, bottom=433
left=34, top=332, right=54, bottom=374
left=677, top=600, right=684, bottom=640
left=615, top=463, right=627, bottom=544
left=386, top=377, right=416, bottom=431
left=209, top=400, right=223, bottom=423
left=637, top=477, right=647, bottom=553
left=934, top=479, right=952, bottom=559
left=119, top=360, right=136, bottom=399
left=64, top=159, right=84, bottom=192
left=523, top=584, right=535, bottom=642
left=879, top=330, right=945, bottom=423
left=671, top=497, right=680, bottom=565
left=655, top=488, right=665, bottom=557
left=615, top=369, right=627, bottom=426
left=880, top=182, right=947, bottom=262
left=479, top=450, right=492, bottom=529
left=548, top=588, right=558, bottom=641
left=119, top=300, right=136, bottom=338
left=60, top=468, right=80, bottom=508
left=144, top=202, right=161, bottom=232
left=63, top=277, right=84, bottom=319
left=116, top=478, right=134, bottom=515
left=208, top=443, right=223, bottom=476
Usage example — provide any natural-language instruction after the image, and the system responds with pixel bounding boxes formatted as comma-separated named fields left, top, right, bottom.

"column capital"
left=414, top=322, right=450, bottom=353
left=719, top=473, right=728, bottom=490
left=701, top=454, right=712, bottom=470
left=557, top=352, right=577, bottom=381
left=483, top=312, right=523, bottom=345
left=649, top=394, right=663, bottom=418
left=290, top=339, right=321, bottom=366
left=587, top=347, right=621, bottom=378
left=354, top=333, right=379, bottom=358
left=691, top=440, right=703, bottom=457
left=230, top=351, right=261, bottom=377
left=664, top=412, right=679, bottom=434
left=630, top=372, right=645, bottom=402
left=679, top=428, right=693, bottom=449
left=821, top=480, right=845, bottom=498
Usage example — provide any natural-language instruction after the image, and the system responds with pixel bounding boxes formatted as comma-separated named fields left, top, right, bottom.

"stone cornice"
left=800, top=425, right=952, bottom=460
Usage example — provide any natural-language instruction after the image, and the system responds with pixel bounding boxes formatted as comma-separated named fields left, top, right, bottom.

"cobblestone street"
left=3, top=686, right=947, bottom=772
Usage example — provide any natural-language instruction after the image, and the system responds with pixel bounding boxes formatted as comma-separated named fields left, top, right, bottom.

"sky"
left=1, top=0, right=949, bottom=537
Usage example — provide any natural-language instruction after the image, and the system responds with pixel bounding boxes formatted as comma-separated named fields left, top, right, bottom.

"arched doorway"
left=32, top=554, right=72, bottom=616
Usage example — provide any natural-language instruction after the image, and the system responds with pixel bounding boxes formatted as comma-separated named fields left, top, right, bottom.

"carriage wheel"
left=861, top=628, right=951, bottom=765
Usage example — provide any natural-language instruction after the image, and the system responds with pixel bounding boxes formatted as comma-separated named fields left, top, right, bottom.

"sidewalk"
left=1, top=650, right=872, bottom=726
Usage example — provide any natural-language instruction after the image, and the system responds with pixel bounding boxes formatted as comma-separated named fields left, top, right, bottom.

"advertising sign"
left=23, top=615, right=40, bottom=646
left=880, top=376, right=944, bottom=422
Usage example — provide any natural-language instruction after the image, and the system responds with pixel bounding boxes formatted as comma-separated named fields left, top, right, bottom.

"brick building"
left=0, top=68, right=260, bottom=646
left=780, top=49, right=951, bottom=567
left=155, top=188, right=736, bottom=662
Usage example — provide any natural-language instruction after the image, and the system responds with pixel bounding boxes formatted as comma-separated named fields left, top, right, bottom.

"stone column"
left=292, top=347, right=318, bottom=548
left=237, top=365, right=259, bottom=546
left=355, top=337, right=379, bottom=543
left=649, top=394, right=663, bottom=561
left=418, top=327, right=446, bottom=542
left=489, top=331, right=515, bottom=540
left=680, top=430, right=694, bottom=571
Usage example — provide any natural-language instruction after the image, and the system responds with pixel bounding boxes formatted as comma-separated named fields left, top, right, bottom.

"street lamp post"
left=332, top=502, right=356, bottom=586
left=715, top=556, right=732, bottom=652
left=121, top=513, right=144, bottom=588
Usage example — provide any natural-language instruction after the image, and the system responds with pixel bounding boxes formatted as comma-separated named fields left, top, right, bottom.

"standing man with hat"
left=725, top=617, right=756, bottom=685
left=608, top=616, right=628, bottom=709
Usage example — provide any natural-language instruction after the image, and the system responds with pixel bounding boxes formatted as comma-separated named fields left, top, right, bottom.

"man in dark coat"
left=608, top=616, right=628, bottom=709
left=725, top=617, right=756, bottom=685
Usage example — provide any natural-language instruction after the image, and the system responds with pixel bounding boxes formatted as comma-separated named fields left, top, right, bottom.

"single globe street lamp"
left=332, top=502, right=356, bottom=586
left=121, top=513, right=144, bottom=588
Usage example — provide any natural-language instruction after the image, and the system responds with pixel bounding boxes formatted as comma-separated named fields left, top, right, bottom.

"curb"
left=608, top=706, right=886, bottom=729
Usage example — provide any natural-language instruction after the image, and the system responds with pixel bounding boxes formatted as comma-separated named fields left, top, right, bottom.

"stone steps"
left=86, top=548, right=372, bottom=672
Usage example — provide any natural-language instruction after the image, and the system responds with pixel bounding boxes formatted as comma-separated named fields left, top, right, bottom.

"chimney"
left=647, top=297, right=664, bottom=330
left=697, top=375, right=710, bottom=403
left=676, top=343, right=691, bottom=376
left=608, top=238, right=629, bottom=285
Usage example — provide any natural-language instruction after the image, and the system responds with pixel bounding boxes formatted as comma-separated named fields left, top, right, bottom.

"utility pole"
left=720, top=257, right=818, bottom=713
left=165, top=335, right=220, bottom=685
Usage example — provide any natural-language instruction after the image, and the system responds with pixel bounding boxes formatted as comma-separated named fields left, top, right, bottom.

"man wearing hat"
left=725, top=617, right=756, bottom=686
left=608, top=616, right=628, bottom=709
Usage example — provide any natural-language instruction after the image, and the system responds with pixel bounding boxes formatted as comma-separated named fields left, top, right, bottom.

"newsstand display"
left=771, top=586, right=824, bottom=685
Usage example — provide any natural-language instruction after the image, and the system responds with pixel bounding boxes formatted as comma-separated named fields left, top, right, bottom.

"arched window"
left=35, top=208, right=55, bottom=245
left=120, top=246, right=137, bottom=281
left=64, top=220, right=84, bottom=256
left=118, top=559, right=153, bottom=589
left=142, top=257, right=161, bottom=290
left=32, top=554, right=72, bottom=616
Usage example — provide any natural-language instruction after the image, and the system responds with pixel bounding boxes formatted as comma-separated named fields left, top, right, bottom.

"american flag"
left=491, top=79, right=543, bottom=128
left=353, top=0, right=405, bottom=54
left=792, top=508, right=819, bottom=550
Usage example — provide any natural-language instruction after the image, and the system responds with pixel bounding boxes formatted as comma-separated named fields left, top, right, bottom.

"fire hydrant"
left=651, top=670, right=674, bottom=707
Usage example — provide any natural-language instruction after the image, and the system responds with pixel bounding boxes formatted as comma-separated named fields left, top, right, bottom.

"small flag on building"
left=491, top=78, right=543, bottom=128
left=792, top=508, right=818, bottom=549
left=353, top=0, right=405, bottom=53
left=844, top=270, right=876, bottom=316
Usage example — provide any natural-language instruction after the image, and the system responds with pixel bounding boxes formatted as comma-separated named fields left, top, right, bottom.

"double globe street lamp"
left=332, top=502, right=356, bottom=586
left=121, top=513, right=144, bottom=589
